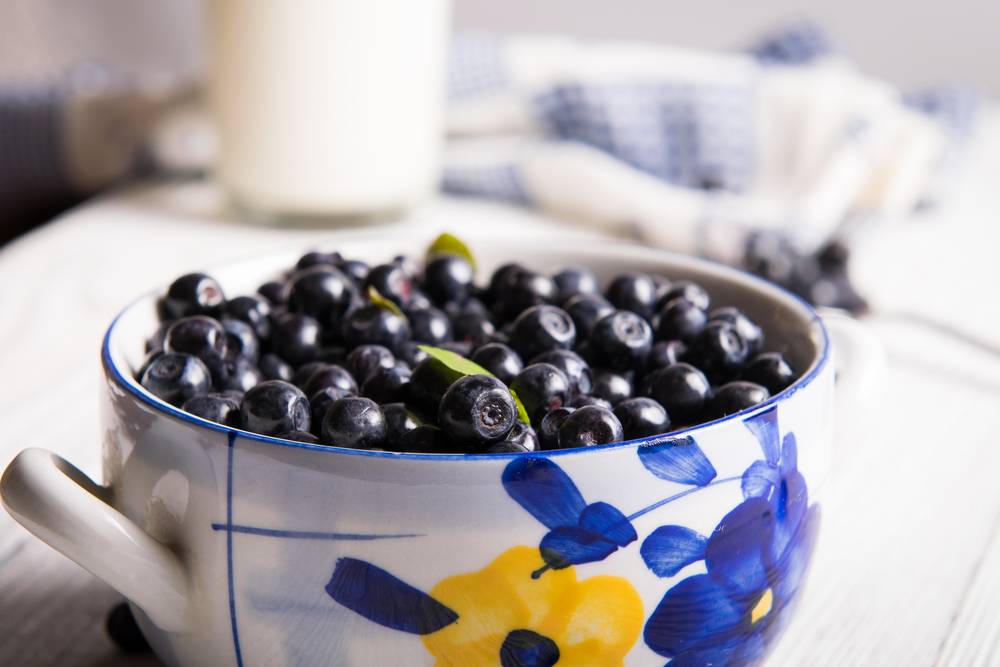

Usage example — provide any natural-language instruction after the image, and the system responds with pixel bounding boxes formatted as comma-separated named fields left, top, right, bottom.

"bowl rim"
left=101, top=237, right=831, bottom=461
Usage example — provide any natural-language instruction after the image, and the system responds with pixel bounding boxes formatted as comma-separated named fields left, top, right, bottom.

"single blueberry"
left=381, top=402, right=420, bottom=445
left=510, top=363, right=570, bottom=426
left=270, top=312, right=321, bottom=366
left=706, top=381, right=770, bottom=419
left=303, top=364, right=359, bottom=397
left=164, top=315, right=228, bottom=367
left=531, top=349, right=593, bottom=396
left=606, top=272, right=657, bottom=320
left=321, top=397, right=387, bottom=449
left=539, top=406, right=576, bottom=449
left=654, top=297, right=708, bottom=342
left=708, top=306, right=764, bottom=355
left=557, top=405, right=624, bottom=448
left=396, top=341, right=430, bottom=368
left=553, top=266, right=599, bottom=304
left=655, top=279, right=711, bottom=311
left=492, top=269, right=556, bottom=321
left=486, top=262, right=524, bottom=302
left=471, top=343, right=523, bottom=386
left=221, top=318, right=260, bottom=362
left=288, top=266, right=356, bottom=325
left=161, top=273, right=226, bottom=320
left=295, top=251, right=337, bottom=271
left=438, top=340, right=473, bottom=357
left=258, top=353, right=294, bottom=382
left=240, top=380, right=310, bottom=436
left=743, top=352, right=797, bottom=394
left=509, top=305, right=576, bottom=361
left=361, top=365, right=411, bottom=404
left=141, top=352, right=211, bottom=406
left=223, top=357, right=263, bottom=393
left=646, top=362, right=711, bottom=424
left=563, top=293, right=615, bottom=339
left=438, top=375, right=517, bottom=449
left=424, top=255, right=475, bottom=305
left=407, top=306, right=453, bottom=345
left=257, top=281, right=287, bottom=306
left=614, top=397, right=670, bottom=439
left=589, top=310, right=653, bottom=371
left=590, top=369, right=633, bottom=406
left=504, top=421, right=539, bottom=452
left=223, top=295, right=272, bottom=341
left=452, top=311, right=496, bottom=343
left=309, top=386, right=352, bottom=433
left=646, top=340, right=687, bottom=372
left=292, top=361, right=330, bottom=388
left=182, top=393, right=241, bottom=427
left=347, top=344, right=396, bottom=384
left=406, top=358, right=457, bottom=419
left=364, top=263, right=413, bottom=306
left=687, top=320, right=750, bottom=383
left=336, top=258, right=370, bottom=284
left=341, top=304, right=411, bottom=350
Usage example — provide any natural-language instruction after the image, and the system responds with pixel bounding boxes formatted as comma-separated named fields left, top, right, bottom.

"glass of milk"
left=208, top=0, right=451, bottom=220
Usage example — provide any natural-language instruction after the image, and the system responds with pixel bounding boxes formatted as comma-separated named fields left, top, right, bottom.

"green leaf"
left=417, top=345, right=530, bottom=425
left=426, top=232, right=477, bottom=273
left=367, top=286, right=404, bottom=318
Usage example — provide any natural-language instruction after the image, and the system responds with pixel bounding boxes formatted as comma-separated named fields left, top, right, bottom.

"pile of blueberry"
left=138, top=235, right=798, bottom=453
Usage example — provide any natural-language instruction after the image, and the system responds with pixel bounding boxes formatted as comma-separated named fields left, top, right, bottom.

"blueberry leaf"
left=366, top=286, right=405, bottom=318
left=502, top=457, right=586, bottom=529
left=640, top=525, right=707, bottom=577
left=638, top=436, right=717, bottom=486
left=326, top=558, right=458, bottom=634
left=418, top=345, right=530, bottom=424
left=540, top=526, right=617, bottom=569
left=426, top=232, right=477, bottom=272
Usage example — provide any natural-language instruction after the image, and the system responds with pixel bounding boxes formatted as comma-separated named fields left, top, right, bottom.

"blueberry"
left=471, top=343, right=523, bottom=385
left=492, top=269, right=556, bottom=321
left=614, top=397, right=670, bottom=439
left=452, top=312, right=496, bottom=343
left=223, top=357, right=263, bottom=393
left=106, top=602, right=151, bottom=654
left=656, top=280, right=711, bottom=311
left=381, top=402, right=420, bottom=444
left=687, top=321, right=750, bottom=382
left=564, top=293, right=615, bottom=339
left=439, top=340, right=473, bottom=357
left=558, top=405, right=624, bottom=448
left=257, top=281, right=287, bottom=305
left=606, top=272, right=657, bottom=320
left=161, top=273, right=225, bottom=320
left=257, top=353, right=293, bottom=382
left=569, top=394, right=612, bottom=410
left=591, top=369, right=633, bottom=406
left=407, top=306, right=453, bottom=344
left=509, top=305, right=576, bottom=361
left=531, top=349, right=592, bottom=396
left=364, top=263, right=413, bottom=306
left=398, top=425, right=451, bottom=453
left=708, top=307, right=764, bottom=355
left=448, top=297, right=491, bottom=320
left=181, top=393, right=240, bottom=426
left=510, top=363, right=570, bottom=425
left=362, top=365, right=411, bottom=404
left=276, top=430, right=320, bottom=444
left=221, top=318, right=260, bottom=362
left=347, top=344, right=396, bottom=384
left=136, top=350, right=163, bottom=381
left=553, top=266, right=599, bottom=304
left=406, top=358, right=458, bottom=418
left=141, top=353, right=211, bottom=406
left=223, top=295, right=272, bottom=341
left=309, top=386, right=352, bottom=432
left=706, top=381, right=770, bottom=419
left=292, top=361, right=330, bottom=388
left=295, top=251, right=337, bottom=271
left=336, top=259, right=370, bottom=284
left=270, top=312, right=321, bottom=366
left=396, top=342, right=429, bottom=368
left=240, top=380, right=310, bottom=436
left=589, top=310, right=653, bottom=371
left=647, top=340, right=687, bottom=372
left=654, top=297, right=708, bottom=343
left=406, top=289, right=434, bottom=312
left=743, top=352, right=796, bottom=394
left=539, top=407, right=575, bottom=449
left=303, top=364, right=359, bottom=397
left=438, top=375, right=517, bottom=448
left=288, top=266, right=356, bottom=325
left=483, top=440, right=530, bottom=454
left=424, top=255, right=474, bottom=305
left=341, top=304, right=411, bottom=350
left=646, top=363, right=711, bottom=424
left=321, top=397, right=387, bottom=449
left=504, top=421, right=539, bottom=452
left=392, top=254, right=421, bottom=281
left=164, top=316, right=228, bottom=371
left=486, top=262, right=524, bottom=302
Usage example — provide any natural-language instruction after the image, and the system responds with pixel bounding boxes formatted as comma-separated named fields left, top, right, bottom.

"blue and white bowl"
left=2, top=234, right=874, bottom=666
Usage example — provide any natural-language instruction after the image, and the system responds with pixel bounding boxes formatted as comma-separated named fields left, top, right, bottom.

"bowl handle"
left=818, top=309, right=887, bottom=442
left=1, top=448, right=190, bottom=632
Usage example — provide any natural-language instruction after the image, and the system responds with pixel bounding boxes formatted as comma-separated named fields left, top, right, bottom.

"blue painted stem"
left=212, top=524, right=422, bottom=541
left=626, top=475, right=742, bottom=522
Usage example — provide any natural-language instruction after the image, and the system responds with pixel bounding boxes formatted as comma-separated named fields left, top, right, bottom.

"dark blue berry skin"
left=398, top=425, right=450, bottom=453
left=647, top=340, right=687, bottom=372
left=654, top=297, right=708, bottom=343
left=106, top=602, right=151, bottom=654
left=569, top=394, right=612, bottom=410
left=532, top=349, right=593, bottom=396
left=509, top=305, right=576, bottom=361
left=223, top=357, right=263, bottom=393
left=471, top=343, right=523, bottom=386
left=288, top=266, right=357, bottom=325
left=424, top=255, right=474, bottom=306
left=591, top=369, right=633, bottom=406
left=646, top=363, right=711, bottom=424
left=364, top=263, right=413, bottom=307
left=223, top=295, right=272, bottom=341
left=553, top=266, right=599, bottom=305
left=589, top=310, right=653, bottom=371
left=276, top=430, right=320, bottom=444
left=161, top=273, right=225, bottom=320
left=656, top=280, right=711, bottom=311
left=362, top=365, right=411, bottom=404
left=487, top=263, right=524, bottom=302
left=142, top=352, right=211, bottom=406
left=347, top=344, right=396, bottom=384
left=439, top=340, right=474, bottom=357
left=295, top=251, right=337, bottom=271
left=292, top=361, right=329, bottom=388
left=492, top=269, right=556, bottom=321
left=539, top=407, right=575, bottom=449
left=614, top=397, right=670, bottom=439
left=396, top=342, right=429, bottom=368
left=164, top=316, right=228, bottom=366
left=321, top=397, right=387, bottom=449
left=240, top=380, right=310, bottom=436
left=452, top=312, right=496, bottom=343
left=221, top=318, right=260, bottom=362
left=257, top=281, right=287, bottom=306
left=393, top=254, right=421, bottom=281
left=606, top=272, right=657, bottom=320
left=505, top=421, right=539, bottom=452
left=438, top=375, right=517, bottom=449
left=336, top=259, right=370, bottom=285
left=270, top=312, right=321, bottom=366
left=687, top=321, right=750, bottom=383
left=182, top=393, right=241, bottom=426
left=406, top=289, right=434, bottom=312
left=558, top=405, right=624, bottom=448
left=341, top=304, right=411, bottom=350
left=317, top=346, right=348, bottom=365
left=706, top=381, right=770, bottom=419
left=406, top=358, right=457, bottom=419
left=309, top=386, right=352, bottom=433
left=564, top=294, right=615, bottom=339
left=484, top=440, right=530, bottom=454
left=743, top=352, right=796, bottom=394
left=510, top=363, right=570, bottom=426
left=258, top=353, right=293, bottom=382
left=381, top=402, right=419, bottom=445
left=407, top=306, right=453, bottom=345
left=708, top=307, right=764, bottom=355
left=303, top=364, right=359, bottom=397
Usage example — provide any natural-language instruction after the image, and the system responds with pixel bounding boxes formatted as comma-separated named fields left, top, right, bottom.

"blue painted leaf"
left=704, top=497, right=773, bottom=598
left=640, top=525, right=708, bottom=578
left=743, top=407, right=780, bottom=465
left=741, top=460, right=780, bottom=500
left=325, top=558, right=458, bottom=634
left=781, top=432, right=798, bottom=475
left=502, top=457, right=586, bottom=529
left=578, top=502, right=637, bottom=547
left=644, top=574, right=745, bottom=658
left=539, top=526, right=617, bottom=569
left=638, top=436, right=717, bottom=486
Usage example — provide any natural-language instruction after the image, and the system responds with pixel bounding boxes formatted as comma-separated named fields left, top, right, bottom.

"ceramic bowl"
left=1, top=234, right=878, bottom=666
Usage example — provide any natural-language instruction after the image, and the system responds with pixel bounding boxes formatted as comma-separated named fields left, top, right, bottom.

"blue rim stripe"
left=225, top=432, right=244, bottom=667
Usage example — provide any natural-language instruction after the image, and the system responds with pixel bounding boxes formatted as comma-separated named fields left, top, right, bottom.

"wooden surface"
left=1, top=113, right=999, bottom=665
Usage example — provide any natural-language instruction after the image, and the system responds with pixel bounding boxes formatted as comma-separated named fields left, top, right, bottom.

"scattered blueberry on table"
left=138, top=233, right=800, bottom=452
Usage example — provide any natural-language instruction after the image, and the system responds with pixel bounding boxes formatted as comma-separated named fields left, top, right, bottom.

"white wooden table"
left=2, top=114, right=1000, bottom=665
